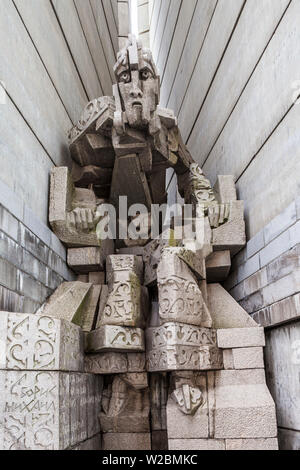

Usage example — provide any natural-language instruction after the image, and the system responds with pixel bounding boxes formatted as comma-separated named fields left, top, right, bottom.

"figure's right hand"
left=67, top=207, right=101, bottom=233
left=208, top=203, right=231, bottom=228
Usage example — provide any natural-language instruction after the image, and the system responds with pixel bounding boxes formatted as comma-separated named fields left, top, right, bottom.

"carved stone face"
left=114, top=37, right=160, bottom=129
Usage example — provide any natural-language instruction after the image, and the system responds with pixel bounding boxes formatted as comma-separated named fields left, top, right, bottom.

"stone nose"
left=129, top=84, right=143, bottom=99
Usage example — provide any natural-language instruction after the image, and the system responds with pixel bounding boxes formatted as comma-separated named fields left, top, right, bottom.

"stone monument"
left=0, top=36, right=278, bottom=451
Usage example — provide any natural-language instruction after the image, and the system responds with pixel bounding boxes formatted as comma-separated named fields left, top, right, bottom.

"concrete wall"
left=118, top=0, right=130, bottom=48
left=224, top=199, right=300, bottom=449
left=147, top=0, right=300, bottom=450
left=138, top=0, right=150, bottom=47
left=0, top=0, right=119, bottom=313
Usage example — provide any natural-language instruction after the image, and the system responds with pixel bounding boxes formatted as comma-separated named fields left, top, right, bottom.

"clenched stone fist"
left=208, top=203, right=231, bottom=228
left=67, top=207, right=101, bottom=233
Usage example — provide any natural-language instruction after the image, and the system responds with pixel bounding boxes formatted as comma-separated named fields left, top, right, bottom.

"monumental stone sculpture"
left=0, top=35, right=278, bottom=451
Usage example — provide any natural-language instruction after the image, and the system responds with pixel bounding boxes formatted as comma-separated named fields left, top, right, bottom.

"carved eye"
left=119, top=71, right=131, bottom=83
left=140, top=68, right=152, bottom=80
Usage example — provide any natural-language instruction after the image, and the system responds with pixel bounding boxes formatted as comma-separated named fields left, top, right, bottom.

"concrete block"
left=226, top=438, right=278, bottom=450
left=206, top=250, right=231, bottom=282
left=233, top=347, right=264, bottom=369
left=106, top=254, right=144, bottom=287
left=22, top=297, right=40, bottom=314
left=223, top=271, right=238, bottom=291
left=0, top=205, right=19, bottom=242
left=50, top=232, right=67, bottom=261
left=231, top=248, right=247, bottom=271
left=85, top=351, right=146, bottom=375
left=102, top=433, right=151, bottom=450
left=21, top=249, right=48, bottom=286
left=207, top=370, right=277, bottom=439
left=146, top=323, right=217, bottom=350
left=264, top=201, right=296, bottom=245
left=99, top=380, right=150, bottom=434
left=243, top=267, right=268, bottom=297
left=260, top=230, right=291, bottom=268
left=157, top=253, right=211, bottom=328
left=267, top=245, right=300, bottom=285
left=264, top=322, right=300, bottom=432
left=88, top=374, right=103, bottom=439
left=0, top=370, right=65, bottom=450
left=237, top=254, right=260, bottom=283
left=77, top=274, right=88, bottom=283
left=86, top=325, right=145, bottom=353
left=0, top=180, right=24, bottom=221
left=262, top=270, right=300, bottom=307
left=95, top=285, right=109, bottom=328
left=118, top=246, right=146, bottom=256
left=212, top=201, right=246, bottom=255
left=88, top=271, right=105, bottom=285
left=167, top=385, right=208, bottom=439
left=214, top=175, right=237, bottom=203
left=278, top=428, right=300, bottom=450
left=239, top=290, right=265, bottom=315
left=0, top=285, right=24, bottom=313
left=49, top=167, right=102, bottom=248
left=246, top=230, right=265, bottom=259
left=17, top=271, right=50, bottom=304
left=127, top=352, right=147, bottom=372
left=0, top=231, right=22, bottom=268
left=207, top=284, right=258, bottom=329
left=81, top=285, right=101, bottom=332
left=147, top=345, right=223, bottom=372
left=296, top=196, right=300, bottom=220
left=252, top=293, right=300, bottom=328
left=223, top=350, right=234, bottom=370
left=142, top=230, right=182, bottom=286
left=169, top=439, right=225, bottom=451
left=72, top=434, right=101, bottom=450
left=289, top=220, right=300, bottom=249
left=85, top=352, right=128, bottom=374
left=36, top=281, right=92, bottom=326
left=223, top=347, right=264, bottom=370
left=139, top=31, right=150, bottom=48
left=99, top=275, right=148, bottom=328
left=19, top=224, right=49, bottom=265
left=70, top=374, right=88, bottom=445
left=0, top=371, right=99, bottom=450
left=67, top=245, right=113, bottom=273
left=24, top=205, right=51, bottom=247
left=118, top=2, right=130, bottom=36
left=229, top=282, right=245, bottom=302
left=217, top=327, right=265, bottom=349
left=152, top=431, right=168, bottom=451
left=45, top=269, right=64, bottom=291
left=0, top=257, right=18, bottom=291
left=0, top=311, right=84, bottom=372
left=47, top=250, right=76, bottom=281
left=118, top=36, right=128, bottom=50
left=138, top=2, right=149, bottom=33
left=162, top=247, right=206, bottom=281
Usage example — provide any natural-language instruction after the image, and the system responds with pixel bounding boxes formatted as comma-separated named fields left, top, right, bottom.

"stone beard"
left=113, top=37, right=160, bottom=130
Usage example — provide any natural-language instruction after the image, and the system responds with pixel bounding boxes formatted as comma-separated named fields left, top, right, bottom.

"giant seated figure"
left=0, top=35, right=278, bottom=451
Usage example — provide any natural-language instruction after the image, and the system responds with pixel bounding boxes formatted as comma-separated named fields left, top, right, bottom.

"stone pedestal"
left=0, top=312, right=102, bottom=450
left=167, top=330, right=278, bottom=450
